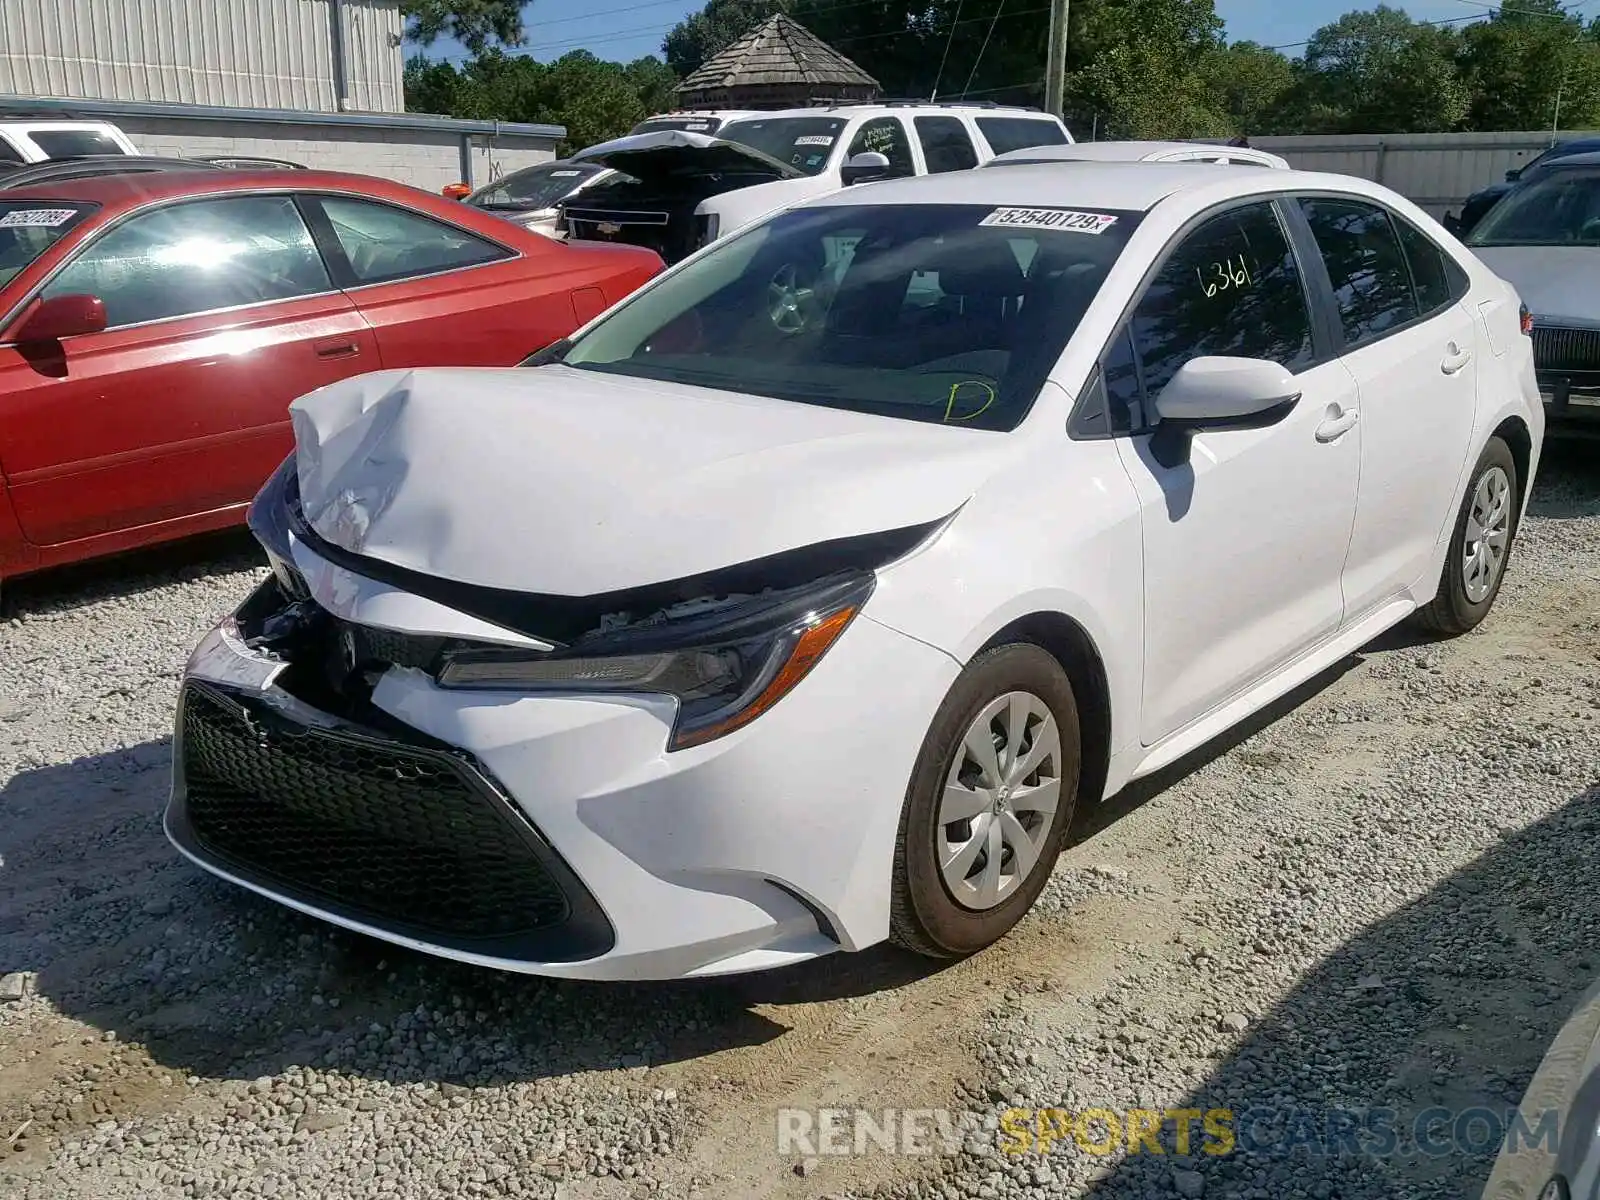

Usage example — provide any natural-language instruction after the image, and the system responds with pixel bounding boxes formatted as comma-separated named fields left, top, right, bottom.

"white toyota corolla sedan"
left=167, top=162, right=1543, bottom=981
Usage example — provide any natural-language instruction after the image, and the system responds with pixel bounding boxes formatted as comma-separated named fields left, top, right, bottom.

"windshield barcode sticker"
left=0, top=208, right=77, bottom=228
left=979, top=208, right=1118, bottom=233
left=795, top=135, right=835, bottom=146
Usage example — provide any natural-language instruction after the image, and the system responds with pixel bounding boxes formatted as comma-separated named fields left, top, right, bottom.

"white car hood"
left=288, top=367, right=1015, bottom=597
left=1471, top=246, right=1600, bottom=327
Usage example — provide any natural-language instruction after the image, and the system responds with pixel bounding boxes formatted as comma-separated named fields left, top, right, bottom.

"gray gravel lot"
left=2, top=449, right=1597, bottom=1200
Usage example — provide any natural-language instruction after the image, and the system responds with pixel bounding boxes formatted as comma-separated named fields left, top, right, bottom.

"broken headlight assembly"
left=436, top=572, right=874, bottom=749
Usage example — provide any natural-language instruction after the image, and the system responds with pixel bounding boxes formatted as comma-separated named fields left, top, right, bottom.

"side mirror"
left=13, top=294, right=108, bottom=345
left=1149, top=356, right=1301, bottom=468
left=442, top=183, right=472, bottom=200
left=841, top=151, right=891, bottom=186
left=1506, top=168, right=1522, bottom=183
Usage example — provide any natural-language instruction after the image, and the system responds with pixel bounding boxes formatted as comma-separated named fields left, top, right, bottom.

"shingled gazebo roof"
left=676, top=15, right=880, bottom=109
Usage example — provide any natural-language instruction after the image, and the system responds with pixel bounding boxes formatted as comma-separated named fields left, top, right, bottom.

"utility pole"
left=1044, top=0, right=1069, bottom=119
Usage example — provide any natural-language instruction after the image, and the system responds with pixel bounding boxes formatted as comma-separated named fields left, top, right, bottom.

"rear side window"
left=29, top=130, right=128, bottom=158
left=316, top=196, right=512, bottom=286
left=1128, top=201, right=1316, bottom=408
left=914, top=117, right=979, bottom=173
left=1394, top=216, right=1466, bottom=315
left=976, top=117, right=1069, bottom=156
left=1298, top=198, right=1419, bottom=346
left=42, top=195, right=331, bottom=327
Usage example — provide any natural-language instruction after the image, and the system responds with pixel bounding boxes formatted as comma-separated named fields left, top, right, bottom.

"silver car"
left=1466, top=152, right=1600, bottom=436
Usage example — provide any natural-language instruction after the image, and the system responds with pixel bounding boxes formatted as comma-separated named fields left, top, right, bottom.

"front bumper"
left=166, top=574, right=960, bottom=981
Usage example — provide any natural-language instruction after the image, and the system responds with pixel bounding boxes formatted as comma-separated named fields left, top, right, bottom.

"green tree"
left=1197, top=41, right=1295, bottom=137
left=1458, top=0, right=1600, bottom=131
left=1061, top=0, right=1227, bottom=138
left=1289, top=5, right=1469, bottom=133
left=400, top=0, right=526, bottom=54
left=662, top=0, right=790, bottom=77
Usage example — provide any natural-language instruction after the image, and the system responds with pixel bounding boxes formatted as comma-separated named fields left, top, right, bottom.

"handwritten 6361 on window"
left=1197, top=254, right=1253, bottom=298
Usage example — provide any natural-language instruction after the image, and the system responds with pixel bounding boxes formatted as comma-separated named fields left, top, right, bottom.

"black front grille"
left=1532, top=324, right=1600, bottom=374
left=178, top=682, right=570, bottom=942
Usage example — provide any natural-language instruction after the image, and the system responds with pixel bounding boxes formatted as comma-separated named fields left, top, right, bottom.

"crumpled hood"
left=570, top=129, right=802, bottom=184
left=288, top=366, right=1016, bottom=597
left=1472, top=246, right=1600, bottom=328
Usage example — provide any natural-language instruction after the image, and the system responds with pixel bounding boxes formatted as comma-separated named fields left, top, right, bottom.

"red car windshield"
left=0, top=201, right=94, bottom=288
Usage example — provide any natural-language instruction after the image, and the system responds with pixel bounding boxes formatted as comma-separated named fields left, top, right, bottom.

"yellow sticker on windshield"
left=979, top=208, right=1118, bottom=234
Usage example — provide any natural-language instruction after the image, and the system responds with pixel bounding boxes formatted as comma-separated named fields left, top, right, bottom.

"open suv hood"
left=286, top=367, right=1014, bottom=598
left=570, top=129, right=804, bottom=185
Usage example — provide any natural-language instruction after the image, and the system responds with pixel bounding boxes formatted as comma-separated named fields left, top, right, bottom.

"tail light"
left=1520, top=303, right=1534, bottom=336
left=441, top=183, right=471, bottom=201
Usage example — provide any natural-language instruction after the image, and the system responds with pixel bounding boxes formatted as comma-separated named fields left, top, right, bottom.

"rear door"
left=0, top=193, right=376, bottom=546
left=1292, top=196, right=1480, bottom=618
left=303, top=193, right=588, bottom=367
left=913, top=116, right=980, bottom=174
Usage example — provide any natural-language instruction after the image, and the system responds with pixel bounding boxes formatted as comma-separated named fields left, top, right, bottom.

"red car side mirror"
left=442, top=183, right=472, bottom=201
left=14, top=294, right=108, bottom=344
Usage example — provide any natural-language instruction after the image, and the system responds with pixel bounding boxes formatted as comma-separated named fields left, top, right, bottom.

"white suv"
left=563, top=101, right=1072, bottom=262
left=0, top=120, right=139, bottom=165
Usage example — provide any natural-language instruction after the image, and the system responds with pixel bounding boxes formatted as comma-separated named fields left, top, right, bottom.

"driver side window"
left=846, top=118, right=916, bottom=178
left=43, top=196, right=331, bottom=329
left=1104, top=201, right=1316, bottom=432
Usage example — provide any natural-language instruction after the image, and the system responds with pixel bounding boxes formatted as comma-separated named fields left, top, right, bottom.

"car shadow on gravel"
left=1081, top=777, right=1600, bottom=1200
left=0, top=529, right=262, bottom=621
left=0, top=737, right=944, bottom=1093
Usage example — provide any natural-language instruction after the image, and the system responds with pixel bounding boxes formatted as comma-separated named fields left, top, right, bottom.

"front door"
left=1109, top=199, right=1363, bottom=746
left=0, top=193, right=375, bottom=546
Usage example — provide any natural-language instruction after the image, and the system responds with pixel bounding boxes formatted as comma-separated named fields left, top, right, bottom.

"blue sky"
left=434, top=0, right=1485, bottom=65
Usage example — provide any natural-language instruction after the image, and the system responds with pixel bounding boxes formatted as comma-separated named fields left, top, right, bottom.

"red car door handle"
left=314, top=339, right=360, bottom=359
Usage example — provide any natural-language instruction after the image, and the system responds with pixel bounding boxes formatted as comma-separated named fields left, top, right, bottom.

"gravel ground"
left=1, top=448, right=1597, bottom=1200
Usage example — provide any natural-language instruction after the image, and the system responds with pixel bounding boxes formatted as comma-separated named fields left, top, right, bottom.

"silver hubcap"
left=1463, top=465, right=1513, bottom=604
left=766, top=264, right=815, bottom=334
left=938, top=691, right=1062, bottom=911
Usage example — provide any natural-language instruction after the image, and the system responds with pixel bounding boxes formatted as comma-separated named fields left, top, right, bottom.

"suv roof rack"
left=816, top=98, right=1044, bottom=112
left=0, top=155, right=226, bottom=189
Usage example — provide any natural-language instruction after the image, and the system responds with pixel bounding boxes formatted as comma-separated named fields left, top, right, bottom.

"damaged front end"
left=244, top=455, right=949, bottom=749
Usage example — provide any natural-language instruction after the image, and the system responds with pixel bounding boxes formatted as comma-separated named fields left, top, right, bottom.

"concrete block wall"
left=114, top=115, right=556, bottom=194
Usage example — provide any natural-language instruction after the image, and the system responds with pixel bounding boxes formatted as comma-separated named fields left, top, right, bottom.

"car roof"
left=808, top=160, right=1308, bottom=213
left=1538, top=150, right=1600, bottom=170
left=0, top=167, right=420, bottom=207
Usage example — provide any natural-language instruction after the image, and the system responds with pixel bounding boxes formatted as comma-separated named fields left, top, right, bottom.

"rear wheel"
left=1414, top=436, right=1519, bottom=635
left=889, top=643, right=1081, bottom=959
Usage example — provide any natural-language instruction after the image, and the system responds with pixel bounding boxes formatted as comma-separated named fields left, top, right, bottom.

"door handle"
left=314, top=338, right=360, bottom=360
left=1441, top=342, right=1473, bottom=375
left=1315, top=408, right=1359, bottom=443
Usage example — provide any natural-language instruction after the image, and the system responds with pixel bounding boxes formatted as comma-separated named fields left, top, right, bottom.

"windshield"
left=468, top=163, right=603, bottom=210
left=720, top=118, right=848, bottom=176
left=1468, top=169, right=1600, bottom=247
left=29, top=130, right=128, bottom=158
left=558, top=202, right=1139, bottom=432
left=0, top=201, right=94, bottom=287
left=632, top=116, right=727, bottom=135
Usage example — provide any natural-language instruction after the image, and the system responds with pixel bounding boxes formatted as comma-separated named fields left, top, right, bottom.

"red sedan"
left=0, top=168, right=662, bottom=587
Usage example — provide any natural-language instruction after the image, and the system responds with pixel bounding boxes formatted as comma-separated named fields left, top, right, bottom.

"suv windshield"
left=558, top=201, right=1139, bottom=432
left=469, top=163, right=603, bottom=210
left=29, top=130, right=127, bottom=158
left=1468, top=168, right=1600, bottom=247
left=720, top=118, right=848, bottom=176
left=0, top=201, right=94, bottom=287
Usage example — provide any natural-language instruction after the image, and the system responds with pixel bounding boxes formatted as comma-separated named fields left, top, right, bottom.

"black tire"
left=889, top=643, right=1081, bottom=960
left=1414, top=436, right=1520, bottom=636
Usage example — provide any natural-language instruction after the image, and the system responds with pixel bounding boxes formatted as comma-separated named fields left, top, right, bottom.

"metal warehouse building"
left=0, top=0, right=562, bottom=190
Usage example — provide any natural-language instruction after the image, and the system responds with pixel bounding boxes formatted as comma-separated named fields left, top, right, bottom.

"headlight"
left=436, top=572, right=872, bottom=749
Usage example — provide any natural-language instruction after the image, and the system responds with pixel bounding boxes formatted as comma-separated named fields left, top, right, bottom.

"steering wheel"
left=766, top=262, right=819, bottom=335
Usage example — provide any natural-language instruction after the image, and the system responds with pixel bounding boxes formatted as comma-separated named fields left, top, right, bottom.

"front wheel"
left=889, top=643, right=1081, bottom=960
left=1414, top=436, right=1520, bottom=635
